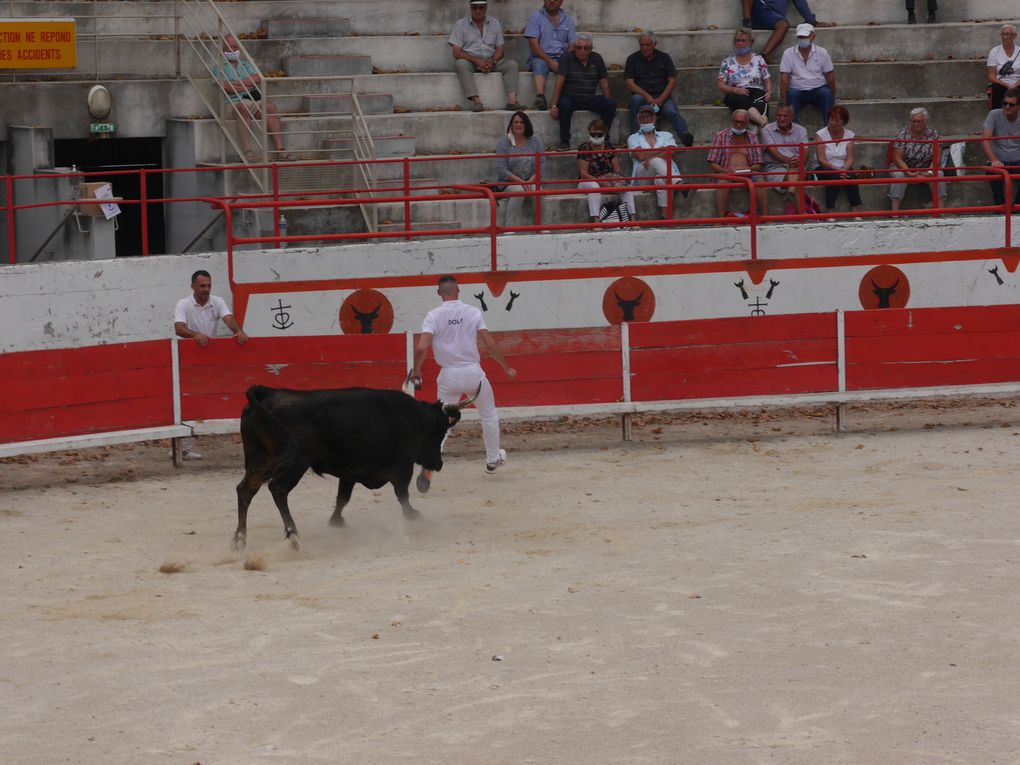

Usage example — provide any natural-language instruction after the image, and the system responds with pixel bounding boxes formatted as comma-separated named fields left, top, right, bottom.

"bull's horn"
left=443, top=382, right=483, bottom=414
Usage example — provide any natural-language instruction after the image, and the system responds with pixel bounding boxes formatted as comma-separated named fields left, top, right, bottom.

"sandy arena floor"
left=1, top=400, right=1019, bottom=764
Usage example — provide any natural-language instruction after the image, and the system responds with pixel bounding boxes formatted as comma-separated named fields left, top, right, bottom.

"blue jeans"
left=787, top=85, right=834, bottom=124
left=557, top=94, right=617, bottom=146
left=627, top=95, right=690, bottom=137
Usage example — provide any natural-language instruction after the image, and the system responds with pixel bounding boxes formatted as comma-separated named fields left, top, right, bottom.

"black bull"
left=233, top=384, right=477, bottom=552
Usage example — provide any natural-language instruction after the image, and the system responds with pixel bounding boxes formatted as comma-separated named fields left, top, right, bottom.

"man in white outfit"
left=410, top=275, right=516, bottom=489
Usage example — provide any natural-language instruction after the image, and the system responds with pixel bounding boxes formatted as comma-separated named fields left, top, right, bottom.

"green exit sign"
left=89, top=122, right=115, bottom=134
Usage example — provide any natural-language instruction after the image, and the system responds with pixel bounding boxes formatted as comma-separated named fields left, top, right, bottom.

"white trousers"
left=631, top=156, right=673, bottom=208
left=578, top=180, right=636, bottom=218
left=438, top=363, right=501, bottom=464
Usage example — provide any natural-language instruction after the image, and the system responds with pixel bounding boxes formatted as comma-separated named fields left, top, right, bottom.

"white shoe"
left=485, top=449, right=507, bottom=474
left=183, top=451, right=203, bottom=460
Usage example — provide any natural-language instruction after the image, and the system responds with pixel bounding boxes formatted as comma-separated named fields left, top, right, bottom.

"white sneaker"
left=183, top=451, right=203, bottom=460
left=485, top=449, right=507, bottom=474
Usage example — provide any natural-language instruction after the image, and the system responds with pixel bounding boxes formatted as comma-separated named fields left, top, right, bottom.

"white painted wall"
left=1, top=218, right=1016, bottom=354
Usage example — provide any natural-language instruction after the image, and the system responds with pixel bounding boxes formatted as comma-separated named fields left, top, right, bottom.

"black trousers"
left=905, top=0, right=937, bottom=11
left=813, top=168, right=862, bottom=210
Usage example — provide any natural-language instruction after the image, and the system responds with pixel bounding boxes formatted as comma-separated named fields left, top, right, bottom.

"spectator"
left=906, top=0, right=937, bottom=24
left=449, top=0, right=521, bottom=112
left=707, top=109, right=769, bottom=217
left=524, top=0, right=576, bottom=111
left=577, top=119, right=635, bottom=222
left=761, top=103, right=810, bottom=210
left=813, top=105, right=862, bottom=216
left=495, top=111, right=545, bottom=226
left=780, top=24, right=835, bottom=125
left=987, top=24, right=1019, bottom=111
left=173, top=269, right=248, bottom=460
left=214, top=35, right=291, bottom=162
left=888, top=107, right=947, bottom=211
left=740, top=0, right=834, bottom=62
left=550, top=34, right=617, bottom=151
left=718, top=28, right=772, bottom=131
left=627, top=104, right=682, bottom=220
left=624, top=32, right=694, bottom=147
left=980, top=88, right=1020, bottom=209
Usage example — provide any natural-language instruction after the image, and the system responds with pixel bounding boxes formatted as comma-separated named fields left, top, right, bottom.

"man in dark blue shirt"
left=624, top=32, right=693, bottom=147
left=549, top=33, right=617, bottom=150
left=740, top=0, right=834, bottom=61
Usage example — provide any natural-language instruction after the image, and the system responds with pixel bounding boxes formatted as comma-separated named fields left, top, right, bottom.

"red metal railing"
left=2, top=136, right=1017, bottom=266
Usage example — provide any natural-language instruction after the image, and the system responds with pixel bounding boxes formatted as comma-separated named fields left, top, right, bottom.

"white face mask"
left=797, top=39, right=811, bottom=49
left=731, top=127, right=747, bottom=135
left=639, top=122, right=655, bottom=134
left=588, top=134, right=605, bottom=145
left=224, top=50, right=241, bottom=62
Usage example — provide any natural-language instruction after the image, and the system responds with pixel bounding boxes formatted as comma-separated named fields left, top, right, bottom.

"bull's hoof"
left=287, top=533, right=300, bottom=551
left=402, top=507, right=421, bottom=520
left=328, top=513, right=346, bottom=528
left=232, top=534, right=246, bottom=553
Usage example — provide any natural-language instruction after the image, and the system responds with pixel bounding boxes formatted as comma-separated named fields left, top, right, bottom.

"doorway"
left=54, top=137, right=166, bottom=257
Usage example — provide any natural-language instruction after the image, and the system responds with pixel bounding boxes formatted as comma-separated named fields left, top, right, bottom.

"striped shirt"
left=707, top=128, right=764, bottom=168
left=559, top=51, right=608, bottom=104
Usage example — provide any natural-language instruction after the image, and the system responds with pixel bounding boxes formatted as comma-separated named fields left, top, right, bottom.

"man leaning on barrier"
left=981, top=88, right=1020, bottom=209
left=708, top=109, right=769, bottom=218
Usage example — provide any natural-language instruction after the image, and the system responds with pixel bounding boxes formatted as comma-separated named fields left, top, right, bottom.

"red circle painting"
left=339, top=289, right=394, bottom=334
left=859, top=266, right=910, bottom=310
left=603, top=277, right=656, bottom=324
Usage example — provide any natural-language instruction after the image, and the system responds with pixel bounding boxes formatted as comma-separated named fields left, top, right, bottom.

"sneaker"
left=557, top=142, right=571, bottom=151
left=485, top=449, right=507, bottom=474
left=416, top=468, right=433, bottom=494
left=504, top=102, right=520, bottom=111
left=472, top=101, right=484, bottom=112
left=741, top=17, right=752, bottom=27
left=183, top=451, right=203, bottom=460
left=926, top=11, right=936, bottom=22
left=907, top=10, right=917, bottom=23
left=533, top=93, right=547, bottom=111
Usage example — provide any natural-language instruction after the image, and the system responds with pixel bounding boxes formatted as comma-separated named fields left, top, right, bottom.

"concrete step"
left=284, top=54, right=373, bottom=78
left=378, top=220, right=465, bottom=234
left=360, top=97, right=990, bottom=156
left=317, top=23, right=1009, bottom=74
left=265, top=17, right=352, bottom=39
left=307, top=93, right=394, bottom=115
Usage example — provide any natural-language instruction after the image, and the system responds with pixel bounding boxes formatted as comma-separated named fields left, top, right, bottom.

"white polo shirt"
left=174, top=294, right=233, bottom=336
left=780, top=44, right=834, bottom=91
left=422, top=299, right=485, bottom=368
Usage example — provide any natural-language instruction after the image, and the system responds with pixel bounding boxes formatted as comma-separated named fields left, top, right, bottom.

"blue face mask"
left=734, top=45, right=752, bottom=55
left=731, top=127, right=747, bottom=136
left=639, top=123, right=655, bottom=133
left=797, top=39, right=811, bottom=49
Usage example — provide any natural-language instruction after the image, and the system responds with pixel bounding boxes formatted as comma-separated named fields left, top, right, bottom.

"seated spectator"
left=627, top=105, right=682, bottom=220
left=214, top=35, right=291, bottom=162
left=718, top=28, right=771, bottom=131
left=449, top=0, right=521, bottom=112
left=987, top=24, right=1019, bottom=111
left=624, top=32, right=694, bottom=147
left=906, top=0, right=937, bottom=24
left=524, top=0, right=576, bottom=111
left=550, top=34, right=617, bottom=151
left=495, top=111, right=545, bottom=226
left=761, top=104, right=810, bottom=211
left=780, top=24, right=835, bottom=125
left=888, top=107, right=947, bottom=211
left=707, top=109, right=769, bottom=217
left=740, top=0, right=834, bottom=62
left=980, top=88, right=1020, bottom=209
left=813, top=105, right=862, bottom=216
left=577, top=119, right=635, bottom=222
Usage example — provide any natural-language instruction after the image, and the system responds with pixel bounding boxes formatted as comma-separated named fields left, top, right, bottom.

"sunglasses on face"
left=1005, top=101, right=1020, bottom=108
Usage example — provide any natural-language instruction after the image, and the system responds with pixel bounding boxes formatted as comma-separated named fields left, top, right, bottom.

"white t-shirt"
left=422, top=299, right=486, bottom=368
left=174, top=294, right=232, bottom=336
left=816, top=127, right=855, bottom=169
left=987, top=44, right=1020, bottom=88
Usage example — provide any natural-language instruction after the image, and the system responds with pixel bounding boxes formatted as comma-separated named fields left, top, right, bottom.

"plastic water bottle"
left=278, top=213, right=288, bottom=248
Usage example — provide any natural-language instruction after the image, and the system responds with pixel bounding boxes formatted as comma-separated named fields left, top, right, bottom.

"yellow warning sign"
left=0, top=18, right=77, bottom=69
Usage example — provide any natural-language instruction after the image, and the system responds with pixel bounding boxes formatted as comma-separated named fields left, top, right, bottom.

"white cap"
left=796, top=23, right=814, bottom=37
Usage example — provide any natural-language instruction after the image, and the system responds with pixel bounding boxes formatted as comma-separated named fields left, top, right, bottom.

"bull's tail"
left=242, top=385, right=301, bottom=477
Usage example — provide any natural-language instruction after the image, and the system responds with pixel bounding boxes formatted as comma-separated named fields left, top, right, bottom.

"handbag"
left=481, top=179, right=507, bottom=193
left=598, top=200, right=631, bottom=224
left=998, top=54, right=1018, bottom=77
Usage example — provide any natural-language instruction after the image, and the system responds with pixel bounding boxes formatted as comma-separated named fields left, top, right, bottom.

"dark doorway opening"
left=54, top=137, right=166, bottom=257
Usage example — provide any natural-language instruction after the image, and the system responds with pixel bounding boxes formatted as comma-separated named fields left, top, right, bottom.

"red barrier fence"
left=4, top=305, right=1020, bottom=458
